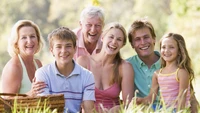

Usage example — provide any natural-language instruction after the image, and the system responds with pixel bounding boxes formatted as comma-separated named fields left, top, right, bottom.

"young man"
left=35, top=27, right=95, bottom=113
left=73, top=6, right=105, bottom=60
left=127, top=19, right=199, bottom=112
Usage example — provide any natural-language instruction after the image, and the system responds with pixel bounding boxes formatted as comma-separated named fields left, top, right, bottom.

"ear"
left=50, top=48, right=54, bottom=57
left=79, top=21, right=82, bottom=28
left=131, top=43, right=135, bottom=49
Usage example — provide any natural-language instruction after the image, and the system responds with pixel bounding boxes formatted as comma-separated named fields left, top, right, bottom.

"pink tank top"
left=157, top=68, right=191, bottom=108
left=95, top=83, right=121, bottom=112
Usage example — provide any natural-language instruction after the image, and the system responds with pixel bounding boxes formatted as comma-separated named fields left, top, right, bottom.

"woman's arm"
left=1, top=59, right=22, bottom=95
left=121, top=61, right=134, bottom=106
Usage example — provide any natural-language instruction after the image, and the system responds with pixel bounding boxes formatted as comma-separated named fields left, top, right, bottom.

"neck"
left=139, top=53, right=159, bottom=68
left=84, top=41, right=97, bottom=55
left=98, top=51, right=116, bottom=66
left=56, top=61, right=74, bottom=77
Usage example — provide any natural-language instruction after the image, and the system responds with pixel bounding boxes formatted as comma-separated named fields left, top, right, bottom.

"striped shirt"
left=35, top=61, right=95, bottom=113
left=157, top=68, right=191, bottom=108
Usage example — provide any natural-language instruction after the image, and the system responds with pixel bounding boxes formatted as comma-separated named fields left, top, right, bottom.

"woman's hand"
left=27, top=78, right=46, bottom=96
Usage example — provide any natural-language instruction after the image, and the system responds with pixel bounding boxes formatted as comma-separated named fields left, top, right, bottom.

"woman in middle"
left=77, top=22, right=134, bottom=113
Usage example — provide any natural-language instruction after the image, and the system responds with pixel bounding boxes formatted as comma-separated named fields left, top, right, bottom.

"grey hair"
left=80, top=6, right=105, bottom=26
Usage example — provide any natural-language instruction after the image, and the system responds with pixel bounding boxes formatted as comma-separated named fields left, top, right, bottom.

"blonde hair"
left=8, top=20, right=43, bottom=57
left=102, top=22, right=127, bottom=85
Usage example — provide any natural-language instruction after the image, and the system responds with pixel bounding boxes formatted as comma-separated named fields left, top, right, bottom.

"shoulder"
left=177, top=68, right=189, bottom=78
left=121, top=60, right=133, bottom=69
left=35, top=59, right=42, bottom=67
left=76, top=55, right=90, bottom=69
left=1, top=56, right=22, bottom=79
left=126, top=55, right=137, bottom=62
left=120, top=60, right=134, bottom=76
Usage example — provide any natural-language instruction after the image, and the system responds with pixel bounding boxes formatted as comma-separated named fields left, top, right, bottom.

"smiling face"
left=80, top=16, right=103, bottom=44
left=160, top=37, right=178, bottom=63
left=17, top=26, right=38, bottom=56
left=101, top=28, right=125, bottom=55
left=50, top=38, right=76, bottom=66
left=131, top=27, right=156, bottom=58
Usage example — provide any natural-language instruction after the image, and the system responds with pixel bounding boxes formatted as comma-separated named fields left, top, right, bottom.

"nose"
left=90, top=25, right=96, bottom=32
left=141, top=38, right=145, bottom=44
left=112, top=38, right=117, bottom=44
left=27, top=37, right=32, bottom=43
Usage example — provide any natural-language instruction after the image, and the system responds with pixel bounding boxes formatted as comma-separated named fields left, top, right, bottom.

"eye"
left=86, top=24, right=92, bottom=27
left=30, top=35, right=36, bottom=38
left=117, top=38, right=122, bottom=41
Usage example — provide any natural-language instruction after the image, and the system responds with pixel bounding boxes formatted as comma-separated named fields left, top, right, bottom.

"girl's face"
left=17, top=26, right=38, bottom=56
left=101, top=28, right=124, bottom=55
left=50, top=38, right=76, bottom=66
left=161, top=37, right=179, bottom=63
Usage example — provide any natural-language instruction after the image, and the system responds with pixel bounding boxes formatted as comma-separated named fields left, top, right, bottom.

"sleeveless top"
left=157, top=68, right=191, bottom=108
left=18, top=54, right=39, bottom=93
left=95, top=83, right=121, bottom=112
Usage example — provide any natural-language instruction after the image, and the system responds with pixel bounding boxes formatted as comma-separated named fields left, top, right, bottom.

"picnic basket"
left=0, top=93, right=65, bottom=113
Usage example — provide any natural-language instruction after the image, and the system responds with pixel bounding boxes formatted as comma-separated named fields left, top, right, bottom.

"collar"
left=54, top=60, right=81, bottom=78
left=136, top=51, right=160, bottom=68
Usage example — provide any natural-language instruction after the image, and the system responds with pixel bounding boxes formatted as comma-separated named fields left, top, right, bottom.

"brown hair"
left=48, top=27, right=77, bottom=49
left=128, top=19, right=156, bottom=44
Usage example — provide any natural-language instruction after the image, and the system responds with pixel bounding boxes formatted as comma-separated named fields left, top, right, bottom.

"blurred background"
left=0, top=0, right=199, bottom=100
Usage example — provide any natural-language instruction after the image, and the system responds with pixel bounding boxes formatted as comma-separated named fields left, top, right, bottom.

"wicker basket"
left=0, top=93, right=65, bottom=113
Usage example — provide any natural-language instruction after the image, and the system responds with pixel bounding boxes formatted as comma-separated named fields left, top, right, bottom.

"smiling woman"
left=77, top=22, right=134, bottom=113
left=0, top=20, right=46, bottom=97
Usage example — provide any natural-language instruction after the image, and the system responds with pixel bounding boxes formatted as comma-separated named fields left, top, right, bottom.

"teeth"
left=109, top=45, right=117, bottom=49
left=140, top=46, right=149, bottom=50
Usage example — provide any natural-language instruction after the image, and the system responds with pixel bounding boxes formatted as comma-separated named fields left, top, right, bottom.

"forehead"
left=106, top=28, right=124, bottom=37
left=83, top=16, right=102, bottom=24
left=19, top=26, right=36, bottom=34
left=161, top=37, right=177, bottom=45
left=133, top=27, right=151, bottom=38
left=52, top=38, right=73, bottom=45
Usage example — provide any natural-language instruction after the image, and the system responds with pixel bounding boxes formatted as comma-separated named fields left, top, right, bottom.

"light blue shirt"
left=35, top=61, right=95, bottom=113
left=126, top=51, right=161, bottom=99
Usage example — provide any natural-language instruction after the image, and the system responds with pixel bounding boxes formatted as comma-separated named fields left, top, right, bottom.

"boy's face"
left=50, top=38, right=76, bottom=65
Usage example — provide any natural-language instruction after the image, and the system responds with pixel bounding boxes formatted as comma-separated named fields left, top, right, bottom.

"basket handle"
left=0, top=93, right=27, bottom=97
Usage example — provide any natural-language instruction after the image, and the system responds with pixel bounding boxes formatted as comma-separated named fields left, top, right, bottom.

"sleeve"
left=35, top=68, right=50, bottom=96
left=83, top=72, right=95, bottom=101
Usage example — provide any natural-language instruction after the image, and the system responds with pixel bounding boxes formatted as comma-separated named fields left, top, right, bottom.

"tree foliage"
left=0, top=0, right=199, bottom=75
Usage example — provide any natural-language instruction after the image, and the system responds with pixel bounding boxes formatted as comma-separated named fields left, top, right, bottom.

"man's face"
left=131, top=27, right=156, bottom=58
left=80, top=16, right=103, bottom=44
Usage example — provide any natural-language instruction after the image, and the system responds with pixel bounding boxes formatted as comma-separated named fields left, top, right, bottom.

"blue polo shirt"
left=126, top=51, right=161, bottom=99
left=35, top=61, right=95, bottom=113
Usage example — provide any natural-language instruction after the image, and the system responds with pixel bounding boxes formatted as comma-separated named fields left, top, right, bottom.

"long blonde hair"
left=102, top=22, right=127, bottom=85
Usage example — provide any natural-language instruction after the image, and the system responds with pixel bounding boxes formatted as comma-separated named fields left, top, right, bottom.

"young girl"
left=136, top=33, right=194, bottom=111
